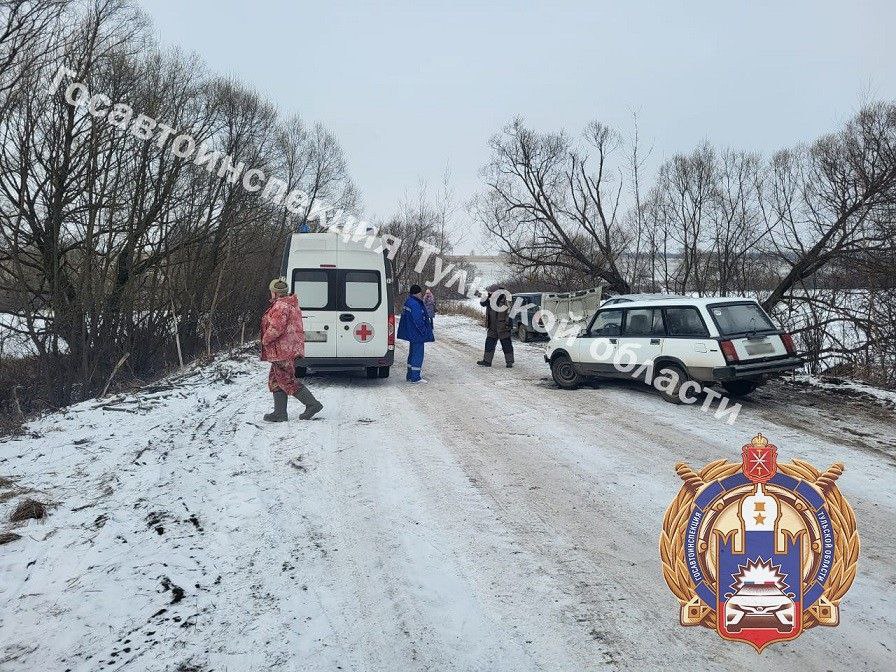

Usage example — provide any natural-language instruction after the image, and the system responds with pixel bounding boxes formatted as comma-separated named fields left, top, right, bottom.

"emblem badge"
left=660, top=434, right=859, bottom=651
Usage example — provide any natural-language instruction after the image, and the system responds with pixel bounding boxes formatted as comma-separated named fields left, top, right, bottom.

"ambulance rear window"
left=293, top=269, right=330, bottom=309
left=344, top=270, right=381, bottom=310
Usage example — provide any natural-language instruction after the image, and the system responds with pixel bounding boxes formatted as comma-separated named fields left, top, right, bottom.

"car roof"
left=600, top=296, right=760, bottom=310
left=606, top=293, right=688, bottom=301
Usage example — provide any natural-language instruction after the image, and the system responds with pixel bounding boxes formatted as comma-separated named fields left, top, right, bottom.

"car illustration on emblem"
left=725, top=583, right=795, bottom=633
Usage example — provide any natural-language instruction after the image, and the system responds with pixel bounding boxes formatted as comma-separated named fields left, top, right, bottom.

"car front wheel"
left=517, top=323, right=529, bottom=342
left=551, top=355, right=581, bottom=389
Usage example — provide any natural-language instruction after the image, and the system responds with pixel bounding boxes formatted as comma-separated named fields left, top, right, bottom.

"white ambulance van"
left=281, top=232, right=395, bottom=378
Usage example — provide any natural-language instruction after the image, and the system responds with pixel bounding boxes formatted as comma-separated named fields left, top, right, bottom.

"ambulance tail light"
left=388, top=314, right=395, bottom=350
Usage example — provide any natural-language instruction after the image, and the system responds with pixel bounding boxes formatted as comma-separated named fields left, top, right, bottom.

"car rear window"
left=709, top=302, right=776, bottom=336
left=664, top=307, right=709, bottom=337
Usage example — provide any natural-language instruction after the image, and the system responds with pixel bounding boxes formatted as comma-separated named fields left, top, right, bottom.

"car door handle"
left=609, top=338, right=618, bottom=344
left=650, top=338, right=661, bottom=345
left=339, top=313, right=355, bottom=322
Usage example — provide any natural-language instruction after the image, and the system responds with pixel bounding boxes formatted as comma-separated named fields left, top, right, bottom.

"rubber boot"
left=294, top=386, right=323, bottom=420
left=263, top=390, right=288, bottom=422
left=477, top=350, right=494, bottom=367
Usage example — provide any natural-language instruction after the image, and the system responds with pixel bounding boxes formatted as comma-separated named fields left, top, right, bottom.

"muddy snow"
left=1, top=316, right=894, bottom=671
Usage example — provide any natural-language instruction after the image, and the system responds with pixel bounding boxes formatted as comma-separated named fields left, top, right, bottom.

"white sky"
left=137, top=0, right=895, bottom=253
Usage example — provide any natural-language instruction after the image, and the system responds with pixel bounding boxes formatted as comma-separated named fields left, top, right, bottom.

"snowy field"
left=1, top=315, right=894, bottom=671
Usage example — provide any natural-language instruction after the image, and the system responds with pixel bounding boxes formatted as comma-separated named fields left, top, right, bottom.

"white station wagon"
left=544, top=297, right=803, bottom=401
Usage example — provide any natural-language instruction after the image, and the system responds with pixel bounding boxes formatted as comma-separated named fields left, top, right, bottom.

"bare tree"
left=0, top=0, right=69, bottom=117
left=276, top=116, right=356, bottom=235
left=381, top=181, right=457, bottom=296
left=762, top=103, right=896, bottom=311
left=475, top=118, right=631, bottom=293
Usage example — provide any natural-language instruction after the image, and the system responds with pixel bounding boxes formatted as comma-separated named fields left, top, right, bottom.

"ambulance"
left=281, top=232, right=395, bottom=378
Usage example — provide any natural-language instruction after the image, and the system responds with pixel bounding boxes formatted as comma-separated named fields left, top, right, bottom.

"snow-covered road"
left=1, top=316, right=894, bottom=671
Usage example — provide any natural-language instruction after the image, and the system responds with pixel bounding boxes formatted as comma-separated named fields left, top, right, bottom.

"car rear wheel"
left=656, top=363, right=689, bottom=404
left=516, top=323, right=529, bottom=342
left=551, top=355, right=581, bottom=389
left=722, top=380, right=760, bottom=397
left=377, top=366, right=390, bottom=378
left=366, top=367, right=378, bottom=379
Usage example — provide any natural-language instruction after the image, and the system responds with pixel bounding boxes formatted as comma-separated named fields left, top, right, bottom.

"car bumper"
left=712, top=356, right=803, bottom=380
left=298, top=352, right=394, bottom=370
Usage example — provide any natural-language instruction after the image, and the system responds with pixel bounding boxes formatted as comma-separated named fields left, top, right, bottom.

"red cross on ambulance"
left=354, top=323, right=374, bottom=342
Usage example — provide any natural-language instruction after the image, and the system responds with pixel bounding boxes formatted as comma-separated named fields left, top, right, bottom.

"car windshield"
left=709, top=302, right=776, bottom=336
left=515, top=294, right=541, bottom=306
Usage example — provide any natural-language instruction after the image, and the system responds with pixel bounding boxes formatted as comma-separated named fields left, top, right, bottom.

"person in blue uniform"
left=396, top=284, right=435, bottom=383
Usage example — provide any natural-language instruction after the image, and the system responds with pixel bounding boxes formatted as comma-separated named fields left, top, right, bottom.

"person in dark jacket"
left=477, top=284, right=515, bottom=368
left=397, top=284, right=435, bottom=383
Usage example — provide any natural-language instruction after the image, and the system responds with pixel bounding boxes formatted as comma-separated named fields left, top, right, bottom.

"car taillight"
left=388, top=314, right=395, bottom=350
left=780, top=332, right=796, bottom=355
left=720, top=339, right=739, bottom=364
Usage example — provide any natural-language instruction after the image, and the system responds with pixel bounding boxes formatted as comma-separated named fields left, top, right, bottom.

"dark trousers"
left=483, top=336, right=514, bottom=364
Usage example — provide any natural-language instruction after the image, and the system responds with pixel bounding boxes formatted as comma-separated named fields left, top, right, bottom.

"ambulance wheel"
left=366, top=367, right=378, bottom=379
left=378, top=366, right=390, bottom=378
left=295, top=366, right=307, bottom=378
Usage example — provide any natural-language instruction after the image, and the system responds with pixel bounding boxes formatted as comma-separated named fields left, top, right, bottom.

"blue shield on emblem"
left=716, top=483, right=803, bottom=650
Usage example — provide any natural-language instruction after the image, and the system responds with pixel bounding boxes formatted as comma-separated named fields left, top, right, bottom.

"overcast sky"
left=138, top=0, right=894, bottom=253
